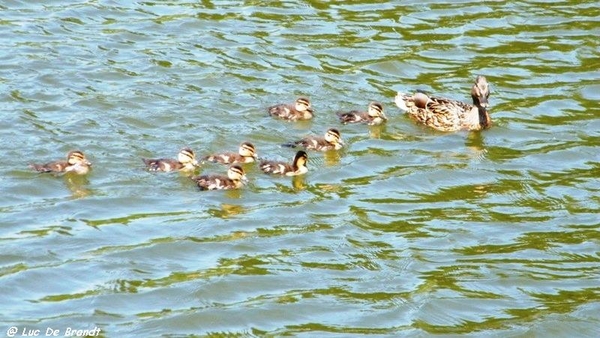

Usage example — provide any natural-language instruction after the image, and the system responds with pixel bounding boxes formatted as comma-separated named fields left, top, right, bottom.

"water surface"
left=1, top=1, right=599, bottom=337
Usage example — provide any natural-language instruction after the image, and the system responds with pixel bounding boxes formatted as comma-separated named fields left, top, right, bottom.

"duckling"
left=395, top=75, right=491, bottom=132
left=337, top=102, right=387, bottom=125
left=142, top=148, right=198, bottom=172
left=30, top=150, right=92, bottom=175
left=268, top=97, right=313, bottom=121
left=203, top=142, right=257, bottom=164
left=283, top=128, right=344, bottom=151
left=191, top=165, right=247, bottom=190
left=259, top=151, right=308, bottom=176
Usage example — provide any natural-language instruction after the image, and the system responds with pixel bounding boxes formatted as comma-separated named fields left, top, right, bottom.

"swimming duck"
left=203, top=142, right=257, bottom=164
left=191, top=165, right=247, bottom=190
left=395, top=75, right=491, bottom=132
left=283, top=128, right=344, bottom=151
left=337, top=102, right=387, bottom=125
left=268, top=97, right=313, bottom=121
left=30, top=150, right=92, bottom=175
left=142, top=148, right=198, bottom=172
left=259, top=151, right=308, bottom=176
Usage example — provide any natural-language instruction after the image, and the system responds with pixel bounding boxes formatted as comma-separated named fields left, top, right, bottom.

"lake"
left=1, top=0, right=599, bottom=337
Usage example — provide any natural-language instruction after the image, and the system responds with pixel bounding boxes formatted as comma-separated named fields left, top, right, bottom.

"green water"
left=1, top=1, right=599, bottom=337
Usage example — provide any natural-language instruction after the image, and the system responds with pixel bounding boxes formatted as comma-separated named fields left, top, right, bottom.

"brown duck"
left=142, top=148, right=198, bottom=172
left=191, top=165, right=247, bottom=190
left=203, top=142, right=257, bottom=164
left=395, top=76, right=491, bottom=131
left=337, top=102, right=387, bottom=125
left=30, top=150, right=92, bottom=175
left=282, top=128, right=344, bottom=151
left=259, top=151, right=308, bottom=176
left=268, top=97, right=313, bottom=121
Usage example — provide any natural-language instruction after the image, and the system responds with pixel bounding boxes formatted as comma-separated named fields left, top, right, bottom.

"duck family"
left=30, top=76, right=492, bottom=190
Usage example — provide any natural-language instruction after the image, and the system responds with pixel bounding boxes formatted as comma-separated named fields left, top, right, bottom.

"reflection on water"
left=64, top=173, right=92, bottom=199
left=291, top=175, right=308, bottom=191
left=367, top=123, right=386, bottom=139
left=267, top=175, right=308, bottom=193
left=1, top=0, right=598, bottom=336
left=464, top=131, right=488, bottom=160
left=207, top=203, right=246, bottom=218
left=322, top=150, right=342, bottom=167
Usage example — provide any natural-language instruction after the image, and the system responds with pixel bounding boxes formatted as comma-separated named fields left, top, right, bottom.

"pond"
left=1, top=1, right=599, bottom=336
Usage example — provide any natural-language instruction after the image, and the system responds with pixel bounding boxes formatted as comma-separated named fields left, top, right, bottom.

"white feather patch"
left=394, top=92, right=409, bottom=111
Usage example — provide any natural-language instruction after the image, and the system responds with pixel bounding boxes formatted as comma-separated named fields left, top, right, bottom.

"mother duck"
left=395, top=76, right=491, bottom=132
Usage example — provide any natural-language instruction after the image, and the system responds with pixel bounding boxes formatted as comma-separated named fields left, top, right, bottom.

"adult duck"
left=395, top=76, right=491, bottom=131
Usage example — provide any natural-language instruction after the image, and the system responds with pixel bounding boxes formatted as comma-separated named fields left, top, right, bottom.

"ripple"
left=1, top=0, right=599, bottom=336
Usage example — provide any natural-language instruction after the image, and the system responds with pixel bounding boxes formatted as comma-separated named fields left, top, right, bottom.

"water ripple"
left=1, top=0, right=599, bottom=336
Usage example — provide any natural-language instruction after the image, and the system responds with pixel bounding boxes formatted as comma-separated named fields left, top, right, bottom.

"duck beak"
left=241, top=175, right=249, bottom=184
left=477, top=94, right=490, bottom=108
left=192, top=160, right=199, bottom=167
left=478, top=95, right=489, bottom=108
left=472, top=86, right=489, bottom=108
left=86, top=160, right=92, bottom=166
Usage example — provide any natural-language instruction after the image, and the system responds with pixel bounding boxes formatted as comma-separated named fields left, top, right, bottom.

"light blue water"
left=1, top=1, right=599, bottom=337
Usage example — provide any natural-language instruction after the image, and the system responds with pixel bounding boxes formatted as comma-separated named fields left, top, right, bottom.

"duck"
left=268, top=97, right=313, bottom=121
left=259, top=150, right=308, bottom=176
left=337, top=102, right=387, bottom=125
left=283, top=128, right=344, bottom=151
left=30, top=150, right=92, bottom=175
left=191, top=165, right=247, bottom=190
left=394, top=75, right=491, bottom=132
left=142, top=148, right=198, bottom=172
left=203, top=142, right=257, bottom=164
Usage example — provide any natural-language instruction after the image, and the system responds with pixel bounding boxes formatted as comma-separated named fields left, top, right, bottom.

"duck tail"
left=394, top=92, right=409, bottom=112
left=281, top=142, right=298, bottom=148
left=336, top=111, right=351, bottom=123
left=29, top=164, right=46, bottom=172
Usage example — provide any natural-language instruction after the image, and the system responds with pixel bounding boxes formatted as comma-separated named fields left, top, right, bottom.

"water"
left=1, top=1, right=599, bottom=336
